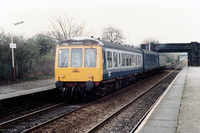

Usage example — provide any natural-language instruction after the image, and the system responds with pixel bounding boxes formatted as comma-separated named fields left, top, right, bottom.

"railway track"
left=0, top=102, right=89, bottom=132
left=87, top=61, right=186, bottom=133
left=0, top=88, right=61, bottom=120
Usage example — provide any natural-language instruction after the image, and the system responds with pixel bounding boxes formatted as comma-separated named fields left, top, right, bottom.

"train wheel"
left=76, top=86, right=85, bottom=100
left=115, top=80, right=120, bottom=90
left=99, top=85, right=107, bottom=97
left=62, top=87, right=71, bottom=101
left=92, top=88, right=99, bottom=101
left=61, top=87, right=66, bottom=99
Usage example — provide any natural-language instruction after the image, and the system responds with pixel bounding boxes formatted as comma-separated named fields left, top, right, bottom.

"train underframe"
left=56, top=67, right=165, bottom=101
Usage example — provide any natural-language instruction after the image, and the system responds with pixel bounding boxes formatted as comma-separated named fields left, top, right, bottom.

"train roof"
left=59, top=37, right=104, bottom=46
left=59, top=38, right=142, bottom=53
left=101, top=40, right=142, bottom=53
left=141, top=49, right=158, bottom=55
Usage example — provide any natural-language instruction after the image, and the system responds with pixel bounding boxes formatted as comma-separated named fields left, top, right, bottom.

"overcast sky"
left=1, top=0, right=200, bottom=45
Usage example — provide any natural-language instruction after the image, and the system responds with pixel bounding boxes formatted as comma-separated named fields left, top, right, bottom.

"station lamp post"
left=10, top=21, right=24, bottom=80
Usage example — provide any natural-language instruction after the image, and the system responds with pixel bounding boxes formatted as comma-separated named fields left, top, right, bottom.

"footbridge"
left=141, top=42, right=200, bottom=66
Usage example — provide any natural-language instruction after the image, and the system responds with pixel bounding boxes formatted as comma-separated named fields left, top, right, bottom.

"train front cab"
left=55, top=44, right=103, bottom=99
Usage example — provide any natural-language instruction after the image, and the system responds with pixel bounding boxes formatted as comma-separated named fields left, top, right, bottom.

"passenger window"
left=58, top=49, right=69, bottom=67
left=138, top=55, right=141, bottom=66
left=107, top=51, right=112, bottom=68
left=113, top=52, right=118, bottom=67
left=85, top=48, right=96, bottom=67
left=71, top=48, right=82, bottom=67
left=122, top=53, right=126, bottom=67
left=126, top=54, right=128, bottom=66
left=128, top=54, right=131, bottom=66
left=119, top=53, right=121, bottom=66
left=131, top=54, right=135, bottom=66
left=136, top=55, right=138, bottom=65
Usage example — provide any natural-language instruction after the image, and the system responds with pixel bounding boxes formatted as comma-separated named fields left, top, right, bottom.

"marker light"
left=89, top=74, right=92, bottom=78
left=61, top=74, right=65, bottom=78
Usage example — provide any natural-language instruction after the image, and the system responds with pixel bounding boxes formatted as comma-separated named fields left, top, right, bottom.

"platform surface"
left=0, top=78, right=55, bottom=100
left=177, top=67, right=200, bottom=133
left=136, top=66, right=200, bottom=133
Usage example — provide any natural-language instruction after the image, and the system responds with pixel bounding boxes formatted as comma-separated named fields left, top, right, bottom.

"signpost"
left=11, top=21, right=24, bottom=80
left=10, top=43, right=16, bottom=49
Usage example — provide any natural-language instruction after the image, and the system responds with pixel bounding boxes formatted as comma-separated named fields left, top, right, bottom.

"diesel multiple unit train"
left=55, top=38, right=166, bottom=100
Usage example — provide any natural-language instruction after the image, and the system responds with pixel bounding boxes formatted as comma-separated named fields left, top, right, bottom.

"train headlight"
left=89, top=74, right=92, bottom=78
left=61, top=74, right=65, bottom=78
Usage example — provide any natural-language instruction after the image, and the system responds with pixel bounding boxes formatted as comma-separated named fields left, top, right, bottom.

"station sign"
left=10, top=43, right=16, bottom=48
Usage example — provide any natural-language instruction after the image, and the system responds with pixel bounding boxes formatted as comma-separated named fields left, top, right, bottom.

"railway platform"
left=136, top=66, right=200, bottom=133
left=0, top=78, right=55, bottom=100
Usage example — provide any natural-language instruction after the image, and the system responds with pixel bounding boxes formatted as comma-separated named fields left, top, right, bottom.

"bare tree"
left=102, top=26, right=125, bottom=44
left=143, top=37, right=159, bottom=44
left=49, top=15, right=87, bottom=42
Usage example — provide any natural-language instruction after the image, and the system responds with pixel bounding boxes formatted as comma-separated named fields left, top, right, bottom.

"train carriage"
left=141, top=49, right=159, bottom=71
left=101, top=40, right=143, bottom=80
